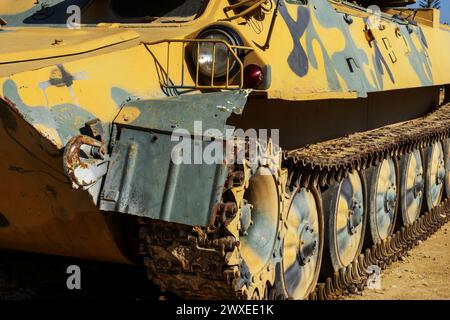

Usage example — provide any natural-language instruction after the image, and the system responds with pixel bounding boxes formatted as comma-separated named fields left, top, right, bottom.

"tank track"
left=308, top=199, right=450, bottom=300
left=285, top=102, right=450, bottom=300
left=138, top=164, right=249, bottom=300
left=138, top=142, right=287, bottom=300
left=285, top=103, right=450, bottom=189
left=137, top=219, right=243, bottom=300
left=139, top=102, right=450, bottom=300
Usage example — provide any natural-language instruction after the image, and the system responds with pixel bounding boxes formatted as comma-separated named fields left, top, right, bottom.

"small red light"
left=244, top=64, right=264, bottom=88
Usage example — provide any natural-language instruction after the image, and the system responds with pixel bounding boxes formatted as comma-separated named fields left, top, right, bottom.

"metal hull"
left=0, top=100, right=132, bottom=264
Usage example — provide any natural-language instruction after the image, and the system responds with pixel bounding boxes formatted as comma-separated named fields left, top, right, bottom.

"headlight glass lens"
left=195, top=29, right=238, bottom=78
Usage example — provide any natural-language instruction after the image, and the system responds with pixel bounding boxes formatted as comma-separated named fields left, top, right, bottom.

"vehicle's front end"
left=1, top=0, right=450, bottom=300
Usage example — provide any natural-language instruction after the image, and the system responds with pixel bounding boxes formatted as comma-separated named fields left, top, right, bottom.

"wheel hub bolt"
left=347, top=198, right=363, bottom=235
left=298, top=225, right=317, bottom=266
left=414, top=172, right=424, bottom=198
left=384, top=184, right=397, bottom=214
left=436, top=161, right=445, bottom=185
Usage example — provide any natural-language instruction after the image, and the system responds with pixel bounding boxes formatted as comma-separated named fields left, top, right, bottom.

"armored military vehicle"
left=0, top=0, right=449, bottom=299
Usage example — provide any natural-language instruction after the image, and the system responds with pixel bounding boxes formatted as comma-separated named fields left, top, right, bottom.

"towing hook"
left=63, top=135, right=108, bottom=190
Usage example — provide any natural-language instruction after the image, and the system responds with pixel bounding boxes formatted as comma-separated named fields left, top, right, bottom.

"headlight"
left=194, top=27, right=244, bottom=79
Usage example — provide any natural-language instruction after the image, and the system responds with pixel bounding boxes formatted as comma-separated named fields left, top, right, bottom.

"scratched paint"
left=3, top=79, right=96, bottom=146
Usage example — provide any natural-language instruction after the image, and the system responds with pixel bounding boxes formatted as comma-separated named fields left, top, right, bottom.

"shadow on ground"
left=0, top=249, right=175, bottom=300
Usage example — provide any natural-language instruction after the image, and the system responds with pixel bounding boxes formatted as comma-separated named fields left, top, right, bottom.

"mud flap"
left=99, top=90, right=249, bottom=226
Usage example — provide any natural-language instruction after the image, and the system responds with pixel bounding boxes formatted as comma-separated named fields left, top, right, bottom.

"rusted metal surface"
left=63, top=135, right=106, bottom=189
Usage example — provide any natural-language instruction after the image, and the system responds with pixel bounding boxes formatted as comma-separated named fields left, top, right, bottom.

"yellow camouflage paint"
left=0, top=0, right=448, bottom=264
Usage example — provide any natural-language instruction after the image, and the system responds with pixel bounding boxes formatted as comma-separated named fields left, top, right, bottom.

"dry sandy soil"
left=349, top=223, right=450, bottom=300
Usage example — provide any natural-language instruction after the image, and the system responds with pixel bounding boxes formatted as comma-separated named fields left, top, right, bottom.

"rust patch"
left=63, top=134, right=105, bottom=189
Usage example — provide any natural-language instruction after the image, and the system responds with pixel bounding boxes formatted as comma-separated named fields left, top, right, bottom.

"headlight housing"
left=193, top=26, right=244, bottom=80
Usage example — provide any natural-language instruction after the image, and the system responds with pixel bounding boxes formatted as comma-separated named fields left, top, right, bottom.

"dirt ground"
left=348, top=223, right=450, bottom=300
left=1, top=223, right=449, bottom=300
